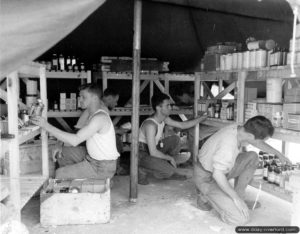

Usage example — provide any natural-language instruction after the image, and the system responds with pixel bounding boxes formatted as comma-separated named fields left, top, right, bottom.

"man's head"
left=244, top=116, right=274, bottom=140
left=102, top=88, right=119, bottom=110
left=78, top=83, right=102, bottom=109
left=151, top=92, right=172, bottom=116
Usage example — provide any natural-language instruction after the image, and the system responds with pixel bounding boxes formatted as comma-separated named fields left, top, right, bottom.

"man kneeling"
left=194, top=116, right=291, bottom=225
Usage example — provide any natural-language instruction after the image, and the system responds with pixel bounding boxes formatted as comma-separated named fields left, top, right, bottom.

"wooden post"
left=237, top=71, right=246, bottom=125
left=40, top=66, right=49, bottom=178
left=130, top=0, right=142, bottom=202
left=193, top=74, right=200, bottom=163
left=7, top=71, right=21, bottom=220
left=87, top=70, right=92, bottom=83
left=150, top=80, right=153, bottom=105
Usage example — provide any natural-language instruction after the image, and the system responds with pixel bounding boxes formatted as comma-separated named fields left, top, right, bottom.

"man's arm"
left=249, top=139, right=292, bottom=165
left=31, top=114, right=107, bottom=147
left=164, top=114, right=207, bottom=130
left=144, top=121, right=176, bottom=167
left=212, top=169, right=249, bottom=219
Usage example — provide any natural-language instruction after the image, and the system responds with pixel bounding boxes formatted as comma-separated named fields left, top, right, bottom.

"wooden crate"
left=40, top=178, right=110, bottom=226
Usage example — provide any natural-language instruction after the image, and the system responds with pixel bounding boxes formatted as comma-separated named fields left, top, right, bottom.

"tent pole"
left=130, top=0, right=142, bottom=202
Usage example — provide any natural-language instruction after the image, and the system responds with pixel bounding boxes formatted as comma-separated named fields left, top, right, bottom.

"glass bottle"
left=51, top=54, right=58, bottom=71
left=263, top=154, right=269, bottom=181
left=59, top=54, right=65, bottom=71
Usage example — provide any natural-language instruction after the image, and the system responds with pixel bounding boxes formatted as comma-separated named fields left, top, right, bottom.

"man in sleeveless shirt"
left=194, top=116, right=292, bottom=225
left=31, top=83, right=120, bottom=179
left=138, top=92, right=207, bottom=185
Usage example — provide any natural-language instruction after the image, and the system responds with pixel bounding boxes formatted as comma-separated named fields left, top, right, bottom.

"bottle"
left=214, top=101, right=221, bottom=118
left=208, top=103, right=215, bottom=118
left=59, top=54, right=65, bottom=71
left=274, top=166, right=281, bottom=186
left=20, top=109, right=29, bottom=126
left=268, top=165, right=275, bottom=184
left=263, top=154, right=269, bottom=181
left=71, top=56, right=77, bottom=72
left=30, top=99, right=44, bottom=117
left=53, top=101, right=59, bottom=111
left=80, top=62, right=85, bottom=72
left=66, top=56, right=71, bottom=71
left=51, top=54, right=58, bottom=71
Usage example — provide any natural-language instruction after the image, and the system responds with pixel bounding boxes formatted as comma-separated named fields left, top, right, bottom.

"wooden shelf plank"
left=196, top=65, right=300, bottom=82
left=105, top=72, right=159, bottom=80
left=18, top=62, right=45, bottom=77
left=48, top=111, right=82, bottom=118
left=18, top=125, right=41, bottom=145
left=162, top=73, right=195, bottom=81
left=249, top=178, right=292, bottom=203
left=0, top=176, right=47, bottom=208
left=273, top=128, right=300, bottom=144
left=46, top=71, right=89, bottom=79
left=203, top=118, right=235, bottom=128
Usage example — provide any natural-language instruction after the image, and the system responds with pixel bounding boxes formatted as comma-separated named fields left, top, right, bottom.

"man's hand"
left=168, top=157, right=177, bottom=168
left=233, top=196, right=249, bottom=220
left=30, top=116, right=48, bottom=128
left=52, top=141, right=63, bottom=162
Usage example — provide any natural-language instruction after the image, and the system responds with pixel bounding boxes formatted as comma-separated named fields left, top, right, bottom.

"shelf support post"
left=130, top=0, right=142, bottom=202
left=7, top=71, right=21, bottom=220
left=237, top=71, right=246, bottom=125
left=193, top=73, right=200, bottom=163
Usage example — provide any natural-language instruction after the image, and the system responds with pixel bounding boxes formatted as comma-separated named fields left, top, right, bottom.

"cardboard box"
left=40, top=178, right=110, bottom=226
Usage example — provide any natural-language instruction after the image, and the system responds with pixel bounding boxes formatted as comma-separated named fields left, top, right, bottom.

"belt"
left=85, top=154, right=115, bottom=167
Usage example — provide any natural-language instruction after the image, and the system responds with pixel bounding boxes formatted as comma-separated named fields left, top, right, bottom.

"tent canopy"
left=38, top=0, right=294, bottom=71
left=0, top=0, right=295, bottom=76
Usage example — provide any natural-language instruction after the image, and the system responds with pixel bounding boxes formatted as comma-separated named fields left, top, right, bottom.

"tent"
left=0, top=0, right=296, bottom=78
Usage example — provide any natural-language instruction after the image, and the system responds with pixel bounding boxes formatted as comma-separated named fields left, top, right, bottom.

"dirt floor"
left=22, top=168, right=292, bottom=234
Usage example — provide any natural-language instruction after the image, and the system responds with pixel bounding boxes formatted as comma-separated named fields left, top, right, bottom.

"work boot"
left=138, top=168, right=149, bottom=185
left=196, top=194, right=212, bottom=211
left=173, top=152, right=191, bottom=166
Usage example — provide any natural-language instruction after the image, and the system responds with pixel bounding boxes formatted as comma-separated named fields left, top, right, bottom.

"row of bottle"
left=39, top=54, right=86, bottom=72
left=259, top=152, right=296, bottom=189
left=207, top=102, right=234, bottom=120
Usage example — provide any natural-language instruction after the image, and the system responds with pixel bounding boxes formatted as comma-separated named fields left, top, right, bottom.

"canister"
left=26, top=80, right=38, bottom=95
left=232, top=53, right=238, bottom=70
left=225, top=54, right=233, bottom=70
left=220, top=55, right=226, bottom=71
left=242, top=51, right=250, bottom=69
left=249, top=50, right=256, bottom=69
left=237, top=52, right=243, bottom=70
left=255, top=50, right=267, bottom=68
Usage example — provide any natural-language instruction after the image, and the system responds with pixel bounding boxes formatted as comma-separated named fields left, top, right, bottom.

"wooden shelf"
left=196, top=65, right=300, bottom=82
left=161, top=73, right=195, bottom=81
left=46, top=71, right=90, bottom=79
left=104, top=72, right=159, bottom=80
left=18, top=125, right=41, bottom=145
left=249, top=177, right=292, bottom=203
left=0, top=175, right=47, bottom=208
left=273, top=127, right=300, bottom=144
left=48, top=110, right=82, bottom=118
left=203, top=118, right=235, bottom=128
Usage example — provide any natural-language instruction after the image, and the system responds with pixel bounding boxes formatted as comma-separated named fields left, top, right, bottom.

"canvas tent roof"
left=0, top=0, right=296, bottom=77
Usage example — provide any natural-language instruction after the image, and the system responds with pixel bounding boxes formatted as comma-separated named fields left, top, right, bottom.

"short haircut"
left=151, top=92, right=170, bottom=110
left=244, top=116, right=274, bottom=139
left=103, top=88, right=119, bottom=97
left=78, top=83, right=102, bottom=100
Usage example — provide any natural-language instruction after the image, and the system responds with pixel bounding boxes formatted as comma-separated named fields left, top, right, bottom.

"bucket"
left=266, top=78, right=282, bottom=103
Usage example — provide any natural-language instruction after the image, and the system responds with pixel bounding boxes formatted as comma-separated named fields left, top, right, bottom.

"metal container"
left=242, top=51, right=250, bottom=69
left=255, top=50, right=267, bottom=68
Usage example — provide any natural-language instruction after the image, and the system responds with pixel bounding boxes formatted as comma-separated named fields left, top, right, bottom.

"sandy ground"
left=22, top=168, right=292, bottom=234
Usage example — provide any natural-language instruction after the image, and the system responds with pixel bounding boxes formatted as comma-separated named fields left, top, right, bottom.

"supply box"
left=40, top=178, right=111, bottom=226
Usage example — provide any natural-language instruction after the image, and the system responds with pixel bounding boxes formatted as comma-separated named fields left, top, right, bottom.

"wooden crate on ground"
left=40, top=178, right=110, bottom=226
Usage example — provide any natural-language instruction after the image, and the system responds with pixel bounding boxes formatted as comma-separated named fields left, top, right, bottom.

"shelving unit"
left=0, top=62, right=49, bottom=220
left=194, top=65, right=300, bottom=202
left=45, top=70, right=91, bottom=131
left=100, top=71, right=196, bottom=125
